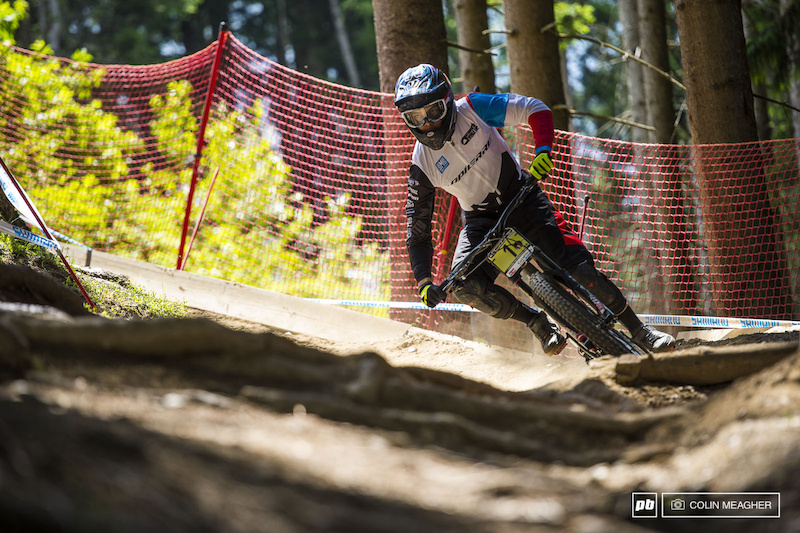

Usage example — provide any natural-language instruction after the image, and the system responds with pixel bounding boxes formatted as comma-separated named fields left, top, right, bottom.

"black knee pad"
left=451, top=277, right=518, bottom=319
left=568, top=261, right=627, bottom=314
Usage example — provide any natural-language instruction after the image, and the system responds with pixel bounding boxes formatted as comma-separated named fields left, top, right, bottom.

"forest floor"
left=0, top=257, right=798, bottom=533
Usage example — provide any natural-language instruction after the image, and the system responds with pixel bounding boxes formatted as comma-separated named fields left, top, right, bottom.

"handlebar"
left=440, top=177, right=538, bottom=293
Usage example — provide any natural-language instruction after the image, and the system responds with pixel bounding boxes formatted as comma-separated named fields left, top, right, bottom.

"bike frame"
left=440, top=178, right=646, bottom=360
left=440, top=179, right=537, bottom=293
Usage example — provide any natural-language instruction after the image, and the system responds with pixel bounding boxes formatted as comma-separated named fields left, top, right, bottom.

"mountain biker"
left=394, top=63, right=675, bottom=356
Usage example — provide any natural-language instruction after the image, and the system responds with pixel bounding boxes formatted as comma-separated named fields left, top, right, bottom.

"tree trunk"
left=329, top=0, right=361, bottom=88
left=454, top=0, right=496, bottom=94
left=620, top=0, right=659, bottom=313
left=619, top=0, right=648, bottom=144
left=675, top=0, right=793, bottom=319
left=181, top=1, right=230, bottom=56
left=780, top=0, right=800, bottom=140
left=676, top=0, right=757, bottom=144
left=741, top=2, right=771, bottom=141
left=277, top=0, right=290, bottom=66
left=372, top=0, right=450, bottom=93
left=37, top=0, right=62, bottom=52
left=502, top=0, right=569, bottom=131
left=502, top=0, right=575, bottom=290
left=46, top=0, right=61, bottom=51
left=372, top=0, right=449, bottom=322
left=648, top=144, right=700, bottom=318
left=631, top=0, right=696, bottom=317
left=637, top=0, right=674, bottom=144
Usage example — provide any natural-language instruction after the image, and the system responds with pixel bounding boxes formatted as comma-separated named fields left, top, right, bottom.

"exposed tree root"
left=614, top=341, right=799, bottom=385
left=2, top=313, right=685, bottom=465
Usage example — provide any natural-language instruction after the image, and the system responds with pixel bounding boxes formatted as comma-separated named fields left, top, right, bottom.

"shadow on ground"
left=0, top=261, right=798, bottom=532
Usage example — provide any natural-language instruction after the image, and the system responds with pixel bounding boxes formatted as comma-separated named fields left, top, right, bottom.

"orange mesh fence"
left=0, top=33, right=798, bottom=350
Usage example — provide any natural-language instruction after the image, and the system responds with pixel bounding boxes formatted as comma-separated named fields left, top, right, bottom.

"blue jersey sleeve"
left=467, top=93, right=509, bottom=128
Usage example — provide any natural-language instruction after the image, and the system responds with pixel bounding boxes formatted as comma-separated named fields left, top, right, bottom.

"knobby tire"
left=527, top=272, right=642, bottom=357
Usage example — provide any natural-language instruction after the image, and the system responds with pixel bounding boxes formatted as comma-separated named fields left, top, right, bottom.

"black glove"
left=419, top=282, right=447, bottom=308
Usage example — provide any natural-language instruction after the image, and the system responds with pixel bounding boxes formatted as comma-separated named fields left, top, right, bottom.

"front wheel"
left=527, top=271, right=644, bottom=358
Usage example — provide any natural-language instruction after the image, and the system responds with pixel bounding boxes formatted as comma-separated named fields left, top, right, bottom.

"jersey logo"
left=450, top=137, right=491, bottom=186
left=435, top=156, right=450, bottom=173
left=461, top=123, right=478, bottom=145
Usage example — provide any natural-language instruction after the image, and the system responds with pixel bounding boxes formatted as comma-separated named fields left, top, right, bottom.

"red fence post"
left=180, top=167, right=219, bottom=270
left=435, top=195, right=459, bottom=283
left=176, top=22, right=229, bottom=270
left=0, top=156, right=96, bottom=309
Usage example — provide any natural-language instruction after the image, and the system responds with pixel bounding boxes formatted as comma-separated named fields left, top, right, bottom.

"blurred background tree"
left=7, top=0, right=800, bottom=140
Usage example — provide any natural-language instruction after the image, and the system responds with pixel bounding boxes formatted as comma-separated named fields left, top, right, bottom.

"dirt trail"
left=0, top=264, right=799, bottom=532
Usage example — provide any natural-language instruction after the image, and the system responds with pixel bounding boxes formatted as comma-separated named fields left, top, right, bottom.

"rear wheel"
left=527, top=272, right=644, bottom=357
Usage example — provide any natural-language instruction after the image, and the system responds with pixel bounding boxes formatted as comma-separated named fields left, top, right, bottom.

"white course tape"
left=0, top=220, right=58, bottom=250
left=306, top=298, right=800, bottom=330
left=641, top=314, right=800, bottom=330
left=308, top=298, right=476, bottom=312
left=51, top=229, right=92, bottom=251
left=0, top=222, right=92, bottom=252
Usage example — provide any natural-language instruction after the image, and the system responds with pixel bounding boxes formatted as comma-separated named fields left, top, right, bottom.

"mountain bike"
left=439, top=178, right=649, bottom=361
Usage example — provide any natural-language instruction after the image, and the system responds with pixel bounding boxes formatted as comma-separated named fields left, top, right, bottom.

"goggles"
left=401, top=98, right=448, bottom=128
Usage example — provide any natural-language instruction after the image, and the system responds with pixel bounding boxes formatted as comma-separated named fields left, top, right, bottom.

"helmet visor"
left=400, top=98, right=448, bottom=128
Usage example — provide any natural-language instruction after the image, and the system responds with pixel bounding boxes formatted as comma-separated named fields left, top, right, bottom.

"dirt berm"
left=0, top=248, right=798, bottom=533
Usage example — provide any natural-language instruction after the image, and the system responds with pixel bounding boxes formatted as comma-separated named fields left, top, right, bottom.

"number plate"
left=488, top=228, right=534, bottom=277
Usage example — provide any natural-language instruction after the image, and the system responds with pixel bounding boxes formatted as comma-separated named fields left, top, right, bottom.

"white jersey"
left=405, top=92, right=552, bottom=283
left=409, top=94, right=548, bottom=212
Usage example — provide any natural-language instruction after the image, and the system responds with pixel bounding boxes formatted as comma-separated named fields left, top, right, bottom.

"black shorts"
left=452, top=183, right=593, bottom=283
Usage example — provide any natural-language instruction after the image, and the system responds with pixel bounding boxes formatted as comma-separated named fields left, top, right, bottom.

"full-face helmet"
left=394, top=64, right=457, bottom=150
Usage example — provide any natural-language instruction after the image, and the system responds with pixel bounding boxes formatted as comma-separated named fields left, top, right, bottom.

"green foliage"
left=0, top=231, right=62, bottom=272
left=83, top=276, right=188, bottom=319
left=21, top=0, right=204, bottom=65
left=562, top=1, right=627, bottom=138
left=149, top=81, right=198, bottom=166
left=0, top=42, right=146, bottom=250
left=166, top=91, right=390, bottom=304
left=555, top=2, right=596, bottom=49
left=743, top=1, right=799, bottom=139
left=0, top=41, right=389, bottom=306
left=16, top=0, right=380, bottom=89
left=0, top=232, right=186, bottom=318
left=0, top=0, right=25, bottom=44
left=135, top=79, right=390, bottom=304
